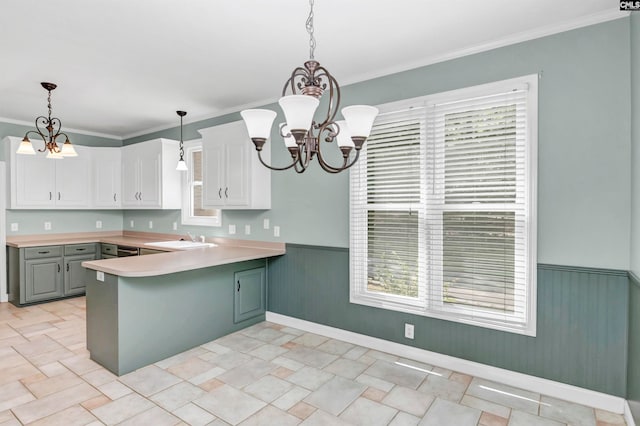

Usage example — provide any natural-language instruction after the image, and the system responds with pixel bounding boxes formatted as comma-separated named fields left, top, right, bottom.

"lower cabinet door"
left=25, top=258, right=64, bottom=303
left=64, top=254, right=96, bottom=296
left=234, top=267, right=266, bottom=323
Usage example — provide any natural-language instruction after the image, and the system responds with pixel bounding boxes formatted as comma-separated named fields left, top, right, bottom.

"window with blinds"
left=350, top=75, right=537, bottom=335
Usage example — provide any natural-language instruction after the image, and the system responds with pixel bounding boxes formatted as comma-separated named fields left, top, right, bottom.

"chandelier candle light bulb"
left=240, top=0, right=378, bottom=174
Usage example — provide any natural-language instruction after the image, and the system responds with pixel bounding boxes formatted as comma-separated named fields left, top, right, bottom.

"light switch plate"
left=96, top=220, right=102, bottom=229
left=130, top=220, right=135, bottom=228
left=245, top=225, right=251, bottom=235
left=229, top=224, right=236, bottom=235
left=10, top=223, right=18, bottom=231
left=148, top=220, right=153, bottom=229
left=173, top=222, right=178, bottom=231
left=44, top=222, right=52, bottom=231
left=404, top=323, right=414, bottom=339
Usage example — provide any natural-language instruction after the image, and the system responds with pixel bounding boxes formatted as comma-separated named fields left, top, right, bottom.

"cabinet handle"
left=237, top=280, right=241, bottom=292
left=218, top=188, right=222, bottom=199
left=58, top=192, right=61, bottom=201
left=114, top=193, right=117, bottom=202
left=139, top=192, right=143, bottom=200
left=76, top=248, right=86, bottom=251
left=135, top=192, right=139, bottom=200
left=57, top=264, right=61, bottom=273
left=66, top=263, right=69, bottom=272
left=37, top=251, right=50, bottom=254
left=49, top=192, right=52, bottom=200
left=225, top=187, right=228, bottom=198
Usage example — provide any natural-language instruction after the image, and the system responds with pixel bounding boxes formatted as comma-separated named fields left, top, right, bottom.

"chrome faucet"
left=186, top=232, right=196, bottom=242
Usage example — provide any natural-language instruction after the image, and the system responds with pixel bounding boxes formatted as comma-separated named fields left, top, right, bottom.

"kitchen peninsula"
left=8, top=232, right=285, bottom=375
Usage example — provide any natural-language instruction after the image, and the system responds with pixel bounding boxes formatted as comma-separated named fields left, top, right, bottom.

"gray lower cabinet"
left=233, top=267, right=266, bottom=323
left=25, top=256, right=64, bottom=302
left=8, top=243, right=97, bottom=306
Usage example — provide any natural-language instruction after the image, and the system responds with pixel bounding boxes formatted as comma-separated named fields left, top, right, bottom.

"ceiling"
left=0, top=0, right=624, bottom=140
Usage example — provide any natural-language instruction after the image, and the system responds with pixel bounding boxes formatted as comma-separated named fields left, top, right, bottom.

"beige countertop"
left=7, top=231, right=286, bottom=277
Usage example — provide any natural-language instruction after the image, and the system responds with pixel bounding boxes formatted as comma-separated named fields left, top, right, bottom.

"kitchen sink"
left=143, top=241, right=217, bottom=250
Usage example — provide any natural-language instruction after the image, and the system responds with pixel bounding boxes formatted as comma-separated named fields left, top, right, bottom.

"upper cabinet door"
left=55, top=147, right=90, bottom=208
left=225, top=142, right=249, bottom=206
left=121, top=148, right=140, bottom=207
left=15, top=153, right=56, bottom=207
left=203, top=143, right=225, bottom=207
left=93, top=148, right=121, bottom=208
left=138, top=152, right=161, bottom=207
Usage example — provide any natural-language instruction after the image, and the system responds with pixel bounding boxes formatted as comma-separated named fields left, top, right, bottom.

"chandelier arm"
left=315, top=145, right=352, bottom=173
left=24, top=129, right=49, bottom=152
left=312, top=67, right=341, bottom=128
left=256, top=150, right=299, bottom=172
left=49, top=117, right=63, bottom=138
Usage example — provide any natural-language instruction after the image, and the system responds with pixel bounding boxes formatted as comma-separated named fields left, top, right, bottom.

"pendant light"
left=176, top=110, right=188, bottom=171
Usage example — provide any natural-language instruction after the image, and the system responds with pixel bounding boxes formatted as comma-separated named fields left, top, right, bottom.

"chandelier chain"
left=47, top=89, right=52, bottom=121
left=306, top=0, right=316, bottom=59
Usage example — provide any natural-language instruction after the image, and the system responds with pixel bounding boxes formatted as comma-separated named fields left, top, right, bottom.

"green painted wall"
left=123, top=18, right=632, bottom=270
left=268, top=245, right=629, bottom=396
left=6, top=210, right=122, bottom=235
left=631, top=14, right=640, bottom=276
left=628, top=13, right=639, bottom=421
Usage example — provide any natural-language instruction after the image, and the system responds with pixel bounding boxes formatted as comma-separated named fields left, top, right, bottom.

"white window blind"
left=350, top=76, right=537, bottom=335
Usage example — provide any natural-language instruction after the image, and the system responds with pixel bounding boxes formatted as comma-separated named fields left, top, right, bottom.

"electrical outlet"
left=273, top=226, right=280, bottom=237
left=263, top=218, right=270, bottom=229
left=96, top=220, right=102, bottom=229
left=10, top=223, right=18, bottom=232
left=130, top=220, right=135, bottom=228
left=173, top=222, right=178, bottom=231
left=229, top=224, right=236, bottom=235
left=96, top=271, right=105, bottom=282
left=245, top=224, right=251, bottom=235
left=404, top=323, right=415, bottom=339
left=44, top=222, right=52, bottom=231
left=148, top=220, right=153, bottom=229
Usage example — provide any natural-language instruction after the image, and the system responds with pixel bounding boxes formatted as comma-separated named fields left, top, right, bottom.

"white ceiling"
left=0, top=0, right=624, bottom=139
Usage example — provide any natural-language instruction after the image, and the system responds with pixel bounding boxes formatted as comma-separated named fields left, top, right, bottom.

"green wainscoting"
left=629, top=273, right=640, bottom=420
left=267, top=244, right=629, bottom=396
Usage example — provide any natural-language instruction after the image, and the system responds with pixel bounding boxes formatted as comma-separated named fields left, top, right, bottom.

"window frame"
left=181, top=140, right=221, bottom=227
left=349, top=75, right=538, bottom=336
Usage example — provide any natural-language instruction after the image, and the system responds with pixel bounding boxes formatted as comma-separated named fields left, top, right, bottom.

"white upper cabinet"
left=121, top=139, right=181, bottom=209
left=4, top=137, right=91, bottom=209
left=92, top=147, right=121, bottom=209
left=199, top=121, right=271, bottom=209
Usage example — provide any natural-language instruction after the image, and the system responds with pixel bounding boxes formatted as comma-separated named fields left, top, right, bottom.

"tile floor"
left=0, top=297, right=628, bottom=425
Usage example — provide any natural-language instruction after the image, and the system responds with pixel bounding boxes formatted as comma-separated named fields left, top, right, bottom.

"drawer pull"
left=37, top=251, right=50, bottom=254
left=76, top=248, right=86, bottom=251
left=237, top=280, right=241, bottom=292
left=66, top=263, right=69, bottom=272
left=57, top=264, right=61, bottom=273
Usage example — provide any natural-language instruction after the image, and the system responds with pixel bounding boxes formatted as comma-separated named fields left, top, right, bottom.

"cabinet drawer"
left=64, top=243, right=96, bottom=256
left=101, top=244, right=117, bottom=256
left=24, top=246, right=63, bottom=260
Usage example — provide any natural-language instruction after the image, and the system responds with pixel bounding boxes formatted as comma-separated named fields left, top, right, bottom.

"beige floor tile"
left=150, top=381, right=207, bottom=411
left=595, top=409, right=626, bottom=425
left=38, top=361, right=71, bottom=377
left=166, top=356, right=216, bottom=380
left=0, top=362, right=41, bottom=386
left=81, top=395, right=112, bottom=411
left=172, top=403, right=217, bottom=426
left=91, top=393, right=156, bottom=424
left=117, top=406, right=182, bottom=426
left=98, top=380, right=134, bottom=400
left=29, top=405, right=98, bottom=426
left=288, top=401, right=317, bottom=420
left=59, top=354, right=102, bottom=375
left=119, top=365, right=182, bottom=397
left=0, top=381, right=36, bottom=412
left=479, top=411, right=509, bottom=426
left=23, top=370, right=84, bottom=398
left=11, top=382, right=100, bottom=424
left=82, top=368, right=118, bottom=387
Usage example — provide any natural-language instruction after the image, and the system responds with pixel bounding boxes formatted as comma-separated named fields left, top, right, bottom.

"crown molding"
left=0, top=116, right=122, bottom=140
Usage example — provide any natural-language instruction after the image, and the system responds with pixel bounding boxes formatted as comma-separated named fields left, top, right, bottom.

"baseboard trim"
left=626, top=401, right=637, bottom=426
left=266, top=311, right=626, bottom=414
